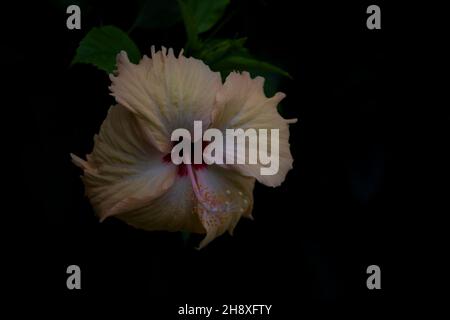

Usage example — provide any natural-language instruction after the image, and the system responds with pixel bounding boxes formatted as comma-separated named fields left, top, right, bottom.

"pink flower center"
left=162, top=142, right=212, bottom=210
left=162, top=141, right=208, bottom=176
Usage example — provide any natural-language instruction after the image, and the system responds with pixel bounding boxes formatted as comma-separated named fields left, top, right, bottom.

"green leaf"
left=197, top=38, right=247, bottom=65
left=185, top=0, right=230, bottom=34
left=132, top=0, right=181, bottom=30
left=211, top=55, right=292, bottom=79
left=178, top=0, right=202, bottom=52
left=72, top=26, right=141, bottom=73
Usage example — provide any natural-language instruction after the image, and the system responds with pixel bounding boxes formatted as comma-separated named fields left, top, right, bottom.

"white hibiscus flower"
left=71, top=47, right=295, bottom=248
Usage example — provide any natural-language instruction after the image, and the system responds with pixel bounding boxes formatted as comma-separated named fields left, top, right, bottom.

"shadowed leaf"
left=185, top=0, right=230, bottom=34
left=197, top=38, right=247, bottom=64
left=72, top=26, right=141, bottom=73
left=212, top=55, right=292, bottom=79
left=178, top=0, right=202, bottom=52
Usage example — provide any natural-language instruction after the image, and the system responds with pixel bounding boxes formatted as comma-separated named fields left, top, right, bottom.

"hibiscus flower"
left=71, top=47, right=296, bottom=248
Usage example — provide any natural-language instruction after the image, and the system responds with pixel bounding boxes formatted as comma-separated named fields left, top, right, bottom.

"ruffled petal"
left=212, top=71, right=296, bottom=187
left=190, top=166, right=255, bottom=249
left=109, top=47, right=222, bottom=153
left=71, top=104, right=177, bottom=221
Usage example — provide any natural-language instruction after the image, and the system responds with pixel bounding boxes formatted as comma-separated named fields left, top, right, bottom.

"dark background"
left=4, top=0, right=446, bottom=317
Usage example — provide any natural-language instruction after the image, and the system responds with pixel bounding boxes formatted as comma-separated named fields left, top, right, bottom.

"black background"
left=4, top=0, right=447, bottom=317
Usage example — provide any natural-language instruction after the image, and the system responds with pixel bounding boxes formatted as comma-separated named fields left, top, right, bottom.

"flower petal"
left=212, top=71, right=296, bottom=187
left=192, top=166, right=255, bottom=249
left=109, top=47, right=222, bottom=152
left=71, top=104, right=177, bottom=221
left=115, top=175, right=204, bottom=233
